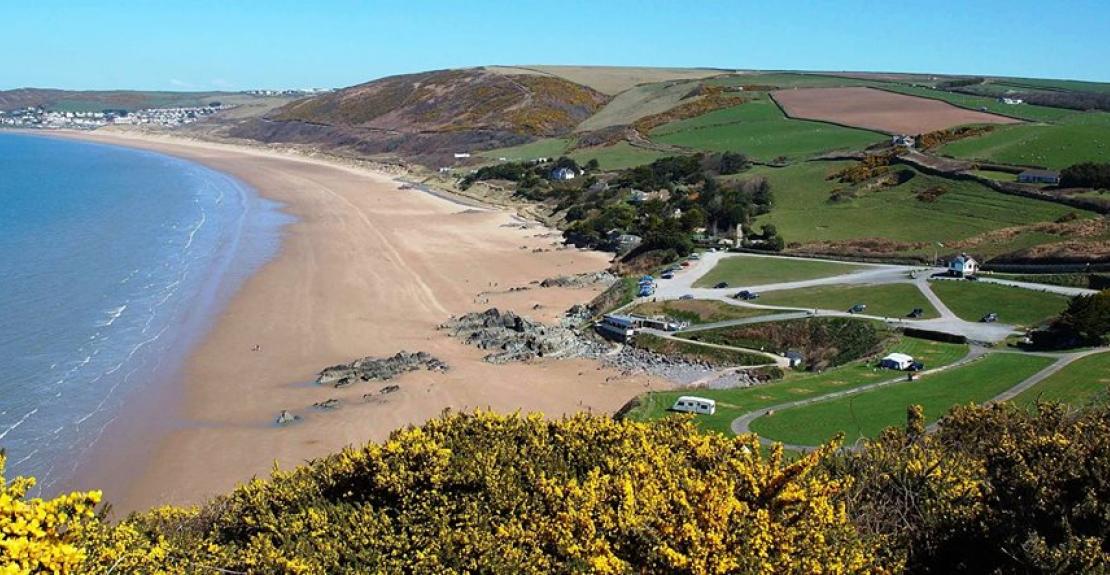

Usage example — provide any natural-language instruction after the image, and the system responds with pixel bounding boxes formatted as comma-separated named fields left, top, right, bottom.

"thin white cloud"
left=169, top=78, right=195, bottom=89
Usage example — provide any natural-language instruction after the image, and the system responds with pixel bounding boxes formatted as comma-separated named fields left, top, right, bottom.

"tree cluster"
left=1060, top=162, right=1110, bottom=189
left=564, top=153, right=774, bottom=257
left=1031, top=290, right=1110, bottom=349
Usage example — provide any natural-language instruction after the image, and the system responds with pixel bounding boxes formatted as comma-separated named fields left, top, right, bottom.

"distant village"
left=0, top=104, right=228, bottom=129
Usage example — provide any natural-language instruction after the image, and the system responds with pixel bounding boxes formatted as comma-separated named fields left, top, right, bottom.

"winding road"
left=634, top=251, right=1105, bottom=450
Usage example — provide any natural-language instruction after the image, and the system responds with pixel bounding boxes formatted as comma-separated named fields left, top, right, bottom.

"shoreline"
left=49, top=129, right=667, bottom=513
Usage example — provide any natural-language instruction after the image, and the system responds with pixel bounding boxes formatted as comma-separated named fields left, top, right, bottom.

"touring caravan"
left=671, top=396, right=716, bottom=415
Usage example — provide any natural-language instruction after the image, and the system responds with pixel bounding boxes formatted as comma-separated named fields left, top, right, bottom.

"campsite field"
left=771, top=87, right=1021, bottom=134
left=1011, top=352, right=1110, bottom=408
left=650, top=98, right=883, bottom=161
left=929, top=280, right=1071, bottom=327
left=745, top=162, right=1087, bottom=257
left=625, top=337, right=969, bottom=435
left=879, top=85, right=1079, bottom=123
left=749, top=353, right=1055, bottom=445
left=755, top=283, right=939, bottom=319
left=626, top=299, right=788, bottom=325
left=937, top=113, right=1110, bottom=170
left=692, top=255, right=869, bottom=288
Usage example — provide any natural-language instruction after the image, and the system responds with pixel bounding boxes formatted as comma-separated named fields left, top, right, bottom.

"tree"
left=585, top=158, right=600, bottom=171
left=717, top=151, right=750, bottom=175
left=1060, top=162, right=1110, bottom=189
left=1057, top=290, right=1110, bottom=345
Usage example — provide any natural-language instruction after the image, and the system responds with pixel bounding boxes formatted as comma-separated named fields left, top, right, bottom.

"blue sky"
left=3, top=0, right=1107, bottom=91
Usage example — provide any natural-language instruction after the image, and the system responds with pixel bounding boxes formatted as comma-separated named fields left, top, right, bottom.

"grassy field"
left=1012, top=352, right=1110, bottom=408
left=756, top=283, right=939, bottom=319
left=929, top=281, right=1071, bottom=327
left=938, top=113, right=1110, bottom=170
left=991, top=77, right=1110, bottom=95
left=479, top=138, right=571, bottom=161
left=880, top=85, right=1079, bottom=123
left=650, top=98, right=884, bottom=161
left=624, top=337, right=969, bottom=435
left=569, top=142, right=673, bottom=170
left=968, top=169, right=1018, bottom=182
left=746, top=162, right=1088, bottom=258
left=626, top=299, right=788, bottom=324
left=750, top=353, right=1055, bottom=445
left=632, top=333, right=774, bottom=366
left=693, top=255, right=869, bottom=288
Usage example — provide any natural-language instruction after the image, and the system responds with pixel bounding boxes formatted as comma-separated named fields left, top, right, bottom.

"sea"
left=0, top=132, right=290, bottom=494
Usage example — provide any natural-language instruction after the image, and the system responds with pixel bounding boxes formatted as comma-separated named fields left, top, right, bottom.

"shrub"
left=5, top=413, right=886, bottom=574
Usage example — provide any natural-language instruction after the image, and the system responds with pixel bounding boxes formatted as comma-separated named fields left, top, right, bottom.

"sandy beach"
left=55, top=131, right=665, bottom=512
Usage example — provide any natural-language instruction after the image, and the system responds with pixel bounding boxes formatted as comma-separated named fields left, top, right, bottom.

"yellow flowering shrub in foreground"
left=0, top=454, right=100, bottom=574
left=2, top=412, right=888, bottom=574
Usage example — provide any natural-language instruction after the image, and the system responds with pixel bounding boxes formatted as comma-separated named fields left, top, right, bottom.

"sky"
left=2, top=0, right=1108, bottom=91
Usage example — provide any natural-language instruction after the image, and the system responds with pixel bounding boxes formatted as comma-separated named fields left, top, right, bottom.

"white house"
left=879, top=353, right=914, bottom=371
left=550, top=167, right=577, bottom=181
left=948, top=254, right=978, bottom=277
left=999, top=97, right=1024, bottom=105
left=453, top=152, right=471, bottom=159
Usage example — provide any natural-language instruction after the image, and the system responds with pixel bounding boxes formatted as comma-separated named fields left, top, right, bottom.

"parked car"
left=908, top=361, right=925, bottom=372
left=907, top=307, right=924, bottom=318
left=680, top=261, right=691, bottom=267
left=680, top=294, right=694, bottom=300
left=733, top=290, right=759, bottom=300
left=688, top=253, right=701, bottom=261
left=661, top=272, right=674, bottom=279
left=981, top=312, right=998, bottom=323
left=714, top=282, right=729, bottom=289
left=966, top=275, right=979, bottom=282
left=849, top=304, right=867, bottom=314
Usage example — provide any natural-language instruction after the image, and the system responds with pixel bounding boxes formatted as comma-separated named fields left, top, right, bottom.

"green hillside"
left=650, top=98, right=884, bottom=161
left=938, top=113, right=1110, bottom=169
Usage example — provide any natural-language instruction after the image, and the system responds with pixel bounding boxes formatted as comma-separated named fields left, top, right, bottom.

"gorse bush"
left=4, top=412, right=884, bottom=574
left=5, top=403, right=1109, bottom=573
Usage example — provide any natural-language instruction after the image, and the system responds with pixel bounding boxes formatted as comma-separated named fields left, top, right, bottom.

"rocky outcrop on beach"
left=560, top=303, right=596, bottom=328
left=316, top=351, right=448, bottom=388
left=539, top=271, right=619, bottom=289
left=275, top=410, right=301, bottom=425
left=440, top=308, right=604, bottom=364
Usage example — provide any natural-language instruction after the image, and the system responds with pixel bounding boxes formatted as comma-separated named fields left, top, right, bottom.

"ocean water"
left=0, top=133, right=290, bottom=493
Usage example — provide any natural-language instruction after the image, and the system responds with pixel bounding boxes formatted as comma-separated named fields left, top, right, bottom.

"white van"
left=671, top=396, right=716, bottom=415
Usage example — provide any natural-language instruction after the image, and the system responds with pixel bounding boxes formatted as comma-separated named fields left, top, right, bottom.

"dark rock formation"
left=316, top=351, right=448, bottom=388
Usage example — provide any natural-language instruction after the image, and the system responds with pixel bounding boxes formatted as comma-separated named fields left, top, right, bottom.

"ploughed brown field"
left=772, top=87, right=1021, bottom=134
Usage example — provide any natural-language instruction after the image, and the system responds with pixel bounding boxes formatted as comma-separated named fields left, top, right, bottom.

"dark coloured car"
left=849, top=304, right=867, bottom=314
left=680, top=294, right=694, bottom=300
left=907, top=307, right=924, bottom=318
left=661, top=272, right=674, bottom=279
left=733, top=290, right=759, bottom=301
left=714, top=282, right=729, bottom=289
left=966, top=275, right=979, bottom=281
left=908, top=361, right=925, bottom=372
left=981, top=312, right=998, bottom=323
